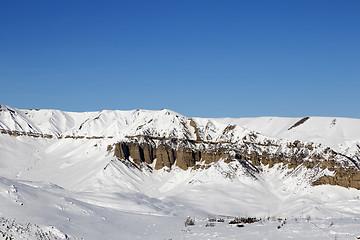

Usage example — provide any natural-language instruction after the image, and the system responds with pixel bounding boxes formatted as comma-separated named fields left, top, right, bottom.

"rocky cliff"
left=113, top=132, right=360, bottom=189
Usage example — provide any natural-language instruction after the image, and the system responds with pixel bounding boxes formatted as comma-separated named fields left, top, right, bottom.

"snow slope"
left=2, top=104, right=360, bottom=150
left=2, top=104, right=360, bottom=155
left=211, top=116, right=360, bottom=154
left=1, top=105, right=360, bottom=239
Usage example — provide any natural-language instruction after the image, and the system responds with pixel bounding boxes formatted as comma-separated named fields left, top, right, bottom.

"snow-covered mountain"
left=1, top=104, right=360, bottom=239
left=1, top=104, right=359, bottom=155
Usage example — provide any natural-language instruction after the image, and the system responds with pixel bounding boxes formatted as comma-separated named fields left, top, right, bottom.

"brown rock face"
left=189, top=119, right=201, bottom=142
left=312, top=163, right=360, bottom=189
left=113, top=137, right=360, bottom=190
left=113, top=139, right=235, bottom=170
left=176, top=147, right=196, bottom=170
left=140, top=143, right=155, bottom=165
left=155, top=144, right=175, bottom=169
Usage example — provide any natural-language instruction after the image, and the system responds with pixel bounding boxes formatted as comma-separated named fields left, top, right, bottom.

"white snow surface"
left=1, top=105, right=360, bottom=239
left=211, top=116, right=360, bottom=154
left=1, top=104, right=360, bottom=153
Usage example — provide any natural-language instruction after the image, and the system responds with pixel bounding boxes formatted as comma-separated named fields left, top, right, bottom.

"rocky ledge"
left=112, top=135, right=360, bottom=190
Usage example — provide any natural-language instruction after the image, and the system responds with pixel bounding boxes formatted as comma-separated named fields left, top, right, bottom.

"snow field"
left=1, top=105, right=360, bottom=239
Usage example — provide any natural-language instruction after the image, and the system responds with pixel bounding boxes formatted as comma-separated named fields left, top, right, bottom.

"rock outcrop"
left=113, top=135, right=360, bottom=189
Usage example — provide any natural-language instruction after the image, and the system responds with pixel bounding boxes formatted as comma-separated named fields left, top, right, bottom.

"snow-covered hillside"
left=213, top=116, right=360, bottom=155
left=1, top=104, right=360, bottom=239
left=2, top=104, right=360, bottom=152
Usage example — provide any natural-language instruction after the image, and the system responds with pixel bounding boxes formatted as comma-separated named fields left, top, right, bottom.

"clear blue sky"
left=1, top=0, right=359, bottom=118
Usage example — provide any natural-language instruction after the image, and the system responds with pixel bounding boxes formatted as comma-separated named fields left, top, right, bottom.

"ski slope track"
left=1, top=104, right=360, bottom=239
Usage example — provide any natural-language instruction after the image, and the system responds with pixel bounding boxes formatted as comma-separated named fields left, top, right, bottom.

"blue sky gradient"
left=1, top=0, right=359, bottom=118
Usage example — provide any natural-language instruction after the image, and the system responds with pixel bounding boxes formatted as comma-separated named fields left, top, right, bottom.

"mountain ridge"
left=1, top=104, right=360, bottom=190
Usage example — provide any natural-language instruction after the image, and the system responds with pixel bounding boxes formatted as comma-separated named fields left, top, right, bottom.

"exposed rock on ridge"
left=1, top=104, right=360, bottom=190
left=113, top=134, right=360, bottom=189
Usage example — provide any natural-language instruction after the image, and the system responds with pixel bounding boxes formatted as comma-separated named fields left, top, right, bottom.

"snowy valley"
left=0, top=104, right=360, bottom=239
